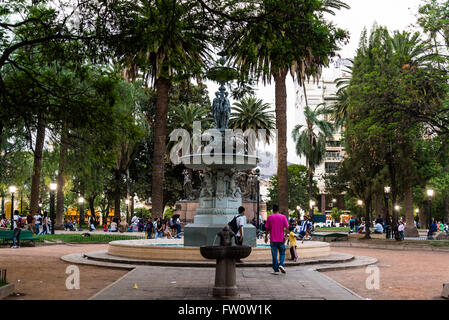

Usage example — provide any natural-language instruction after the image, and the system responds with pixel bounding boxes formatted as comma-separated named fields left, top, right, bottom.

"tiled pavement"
left=89, top=265, right=364, bottom=300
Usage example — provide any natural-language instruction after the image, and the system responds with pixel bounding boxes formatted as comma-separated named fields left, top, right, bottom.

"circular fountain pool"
left=107, top=239, right=331, bottom=262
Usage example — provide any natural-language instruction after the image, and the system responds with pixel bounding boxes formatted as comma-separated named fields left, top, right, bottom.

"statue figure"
left=217, top=225, right=235, bottom=247
left=200, top=171, right=214, bottom=198
left=183, top=169, right=194, bottom=200
left=237, top=172, right=248, bottom=197
left=242, top=173, right=257, bottom=201
left=225, top=171, right=241, bottom=198
left=211, top=84, right=231, bottom=129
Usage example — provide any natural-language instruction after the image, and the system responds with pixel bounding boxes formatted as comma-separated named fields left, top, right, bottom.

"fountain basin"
left=200, top=245, right=252, bottom=260
left=107, top=239, right=330, bottom=261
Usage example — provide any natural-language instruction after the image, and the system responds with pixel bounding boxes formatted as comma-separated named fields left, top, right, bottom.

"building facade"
left=296, top=58, right=352, bottom=215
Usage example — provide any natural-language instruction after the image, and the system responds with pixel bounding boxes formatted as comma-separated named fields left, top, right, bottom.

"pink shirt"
left=265, top=213, right=288, bottom=243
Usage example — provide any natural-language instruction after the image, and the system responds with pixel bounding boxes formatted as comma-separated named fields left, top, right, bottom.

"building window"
left=325, top=162, right=339, bottom=174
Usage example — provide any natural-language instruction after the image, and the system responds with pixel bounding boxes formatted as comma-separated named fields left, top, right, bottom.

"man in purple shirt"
left=264, top=204, right=289, bottom=274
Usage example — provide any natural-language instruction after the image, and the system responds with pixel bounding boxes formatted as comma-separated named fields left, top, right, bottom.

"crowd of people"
left=102, top=214, right=183, bottom=239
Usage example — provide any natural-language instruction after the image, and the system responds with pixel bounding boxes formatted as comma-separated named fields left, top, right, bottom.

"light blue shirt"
left=375, top=223, right=383, bottom=233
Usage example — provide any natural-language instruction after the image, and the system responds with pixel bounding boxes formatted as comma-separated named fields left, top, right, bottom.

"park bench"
left=311, top=232, right=349, bottom=242
left=0, top=229, right=40, bottom=245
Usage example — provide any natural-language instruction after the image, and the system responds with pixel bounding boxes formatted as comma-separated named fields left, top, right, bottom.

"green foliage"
left=134, top=208, right=151, bottom=219
left=229, top=96, right=276, bottom=144
left=267, top=164, right=318, bottom=210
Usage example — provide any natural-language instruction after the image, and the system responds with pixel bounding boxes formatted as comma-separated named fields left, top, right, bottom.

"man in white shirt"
left=235, top=207, right=246, bottom=263
left=33, top=213, right=41, bottom=235
left=235, top=207, right=246, bottom=245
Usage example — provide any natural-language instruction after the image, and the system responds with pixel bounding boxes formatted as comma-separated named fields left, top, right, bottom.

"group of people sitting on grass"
left=102, top=215, right=183, bottom=239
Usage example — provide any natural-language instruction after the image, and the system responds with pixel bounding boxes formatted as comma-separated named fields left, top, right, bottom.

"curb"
left=0, top=284, right=15, bottom=299
left=330, top=242, right=449, bottom=252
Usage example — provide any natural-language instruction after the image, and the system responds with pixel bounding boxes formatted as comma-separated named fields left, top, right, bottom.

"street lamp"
left=125, top=199, right=130, bottom=225
left=357, top=199, right=363, bottom=219
left=49, top=183, right=57, bottom=235
left=78, top=196, right=84, bottom=230
left=8, top=186, right=16, bottom=230
left=427, top=189, right=434, bottom=239
left=296, top=205, right=300, bottom=219
left=255, top=168, right=260, bottom=230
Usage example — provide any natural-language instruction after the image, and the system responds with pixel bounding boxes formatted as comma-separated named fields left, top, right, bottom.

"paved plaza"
left=90, top=265, right=363, bottom=300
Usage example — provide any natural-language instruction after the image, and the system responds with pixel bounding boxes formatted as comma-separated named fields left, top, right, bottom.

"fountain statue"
left=182, top=80, right=258, bottom=247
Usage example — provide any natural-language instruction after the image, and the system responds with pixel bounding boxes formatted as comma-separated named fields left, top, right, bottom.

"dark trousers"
left=235, top=237, right=243, bottom=245
left=290, top=246, right=298, bottom=260
left=13, top=228, right=21, bottom=247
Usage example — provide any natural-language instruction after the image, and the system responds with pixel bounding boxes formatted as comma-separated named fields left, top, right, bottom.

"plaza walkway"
left=90, top=265, right=363, bottom=300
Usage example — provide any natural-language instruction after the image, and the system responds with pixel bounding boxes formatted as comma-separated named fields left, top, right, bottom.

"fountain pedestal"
left=200, top=227, right=252, bottom=297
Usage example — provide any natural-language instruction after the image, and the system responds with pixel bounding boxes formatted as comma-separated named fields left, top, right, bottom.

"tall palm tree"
left=389, top=31, right=428, bottom=237
left=224, top=0, right=349, bottom=215
left=229, top=96, right=276, bottom=145
left=292, top=104, right=334, bottom=214
left=103, top=1, right=214, bottom=219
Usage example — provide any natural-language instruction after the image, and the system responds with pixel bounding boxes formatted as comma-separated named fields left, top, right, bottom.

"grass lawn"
left=36, top=234, right=143, bottom=243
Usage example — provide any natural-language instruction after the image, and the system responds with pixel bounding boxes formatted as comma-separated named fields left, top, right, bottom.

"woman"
left=39, top=212, right=49, bottom=235
left=0, top=214, right=7, bottom=228
left=110, top=219, right=118, bottom=232
left=156, top=218, right=163, bottom=238
left=162, top=221, right=173, bottom=239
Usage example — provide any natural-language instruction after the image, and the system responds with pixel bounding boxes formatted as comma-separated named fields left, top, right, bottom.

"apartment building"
left=296, top=58, right=352, bottom=214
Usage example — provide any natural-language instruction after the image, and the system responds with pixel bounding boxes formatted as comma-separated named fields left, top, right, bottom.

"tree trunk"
left=363, top=198, right=371, bottom=239
left=1, top=190, right=4, bottom=216
left=374, top=194, right=383, bottom=220
left=30, top=115, right=46, bottom=215
left=114, top=169, right=121, bottom=218
left=273, top=69, right=289, bottom=216
left=89, top=196, right=96, bottom=225
left=55, top=126, right=68, bottom=229
left=404, top=184, right=419, bottom=237
left=151, top=77, right=170, bottom=220
left=443, top=196, right=449, bottom=224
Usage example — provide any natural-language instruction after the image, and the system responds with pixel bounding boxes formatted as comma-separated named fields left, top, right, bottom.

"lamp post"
left=8, top=186, right=16, bottom=230
left=310, top=200, right=316, bottom=222
left=427, top=189, right=434, bottom=239
left=296, top=205, right=300, bottom=220
left=125, top=199, right=130, bottom=225
left=357, top=199, right=363, bottom=218
left=49, top=183, right=57, bottom=235
left=255, top=168, right=260, bottom=230
left=78, top=197, right=84, bottom=230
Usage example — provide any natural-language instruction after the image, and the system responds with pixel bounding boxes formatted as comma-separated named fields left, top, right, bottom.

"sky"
left=207, top=0, right=427, bottom=169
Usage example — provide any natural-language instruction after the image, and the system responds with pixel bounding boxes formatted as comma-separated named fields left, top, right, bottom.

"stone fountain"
left=182, top=83, right=257, bottom=247
left=200, top=226, right=251, bottom=297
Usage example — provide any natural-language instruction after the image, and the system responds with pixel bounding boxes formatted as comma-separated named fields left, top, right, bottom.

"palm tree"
left=224, top=0, right=349, bottom=215
left=292, top=104, right=334, bottom=215
left=105, top=1, right=214, bottom=219
left=389, top=31, right=429, bottom=237
left=229, top=96, right=276, bottom=145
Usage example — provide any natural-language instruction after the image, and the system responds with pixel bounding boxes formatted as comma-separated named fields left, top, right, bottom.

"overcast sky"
left=206, top=0, right=427, bottom=168
left=331, top=0, right=424, bottom=57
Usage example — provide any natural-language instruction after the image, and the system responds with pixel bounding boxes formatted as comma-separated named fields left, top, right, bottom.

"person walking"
left=234, top=206, right=247, bottom=263
left=264, top=204, right=289, bottom=275
left=12, top=210, right=22, bottom=248
left=398, top=221, right=405, bottom=240
left=39, top=212, right=49, bottom=235
left=34, top=212, right=42, bottom=235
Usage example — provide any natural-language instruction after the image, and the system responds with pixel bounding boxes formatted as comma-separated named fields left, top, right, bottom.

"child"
left=287, top=227, right=299, bottom=262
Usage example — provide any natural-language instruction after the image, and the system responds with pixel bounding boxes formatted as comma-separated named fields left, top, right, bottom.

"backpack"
left=19, top=217, right=25, bottom=228
left=228, top=214, right=242, bottom=234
